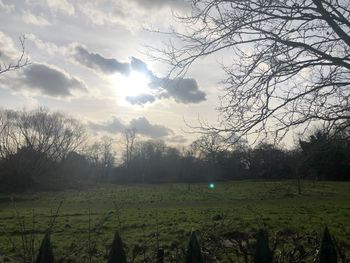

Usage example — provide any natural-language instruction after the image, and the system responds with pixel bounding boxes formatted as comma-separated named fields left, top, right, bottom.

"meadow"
left=0, top=180, right=349, bottom=262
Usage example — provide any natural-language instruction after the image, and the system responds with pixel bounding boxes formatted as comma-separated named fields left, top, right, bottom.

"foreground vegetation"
left=0, top=180, right=349, bottom=262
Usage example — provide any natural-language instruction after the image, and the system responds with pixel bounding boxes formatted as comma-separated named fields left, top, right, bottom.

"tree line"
left=0, top=108, right=349, bottom=192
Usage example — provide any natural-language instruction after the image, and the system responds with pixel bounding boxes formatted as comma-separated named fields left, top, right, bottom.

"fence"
left=32, top=226, right=340, bottom=263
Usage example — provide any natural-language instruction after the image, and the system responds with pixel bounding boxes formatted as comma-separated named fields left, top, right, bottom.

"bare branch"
left=0, top=35, right=29, bottom=75
left=152, top=0, right=350, bottom=143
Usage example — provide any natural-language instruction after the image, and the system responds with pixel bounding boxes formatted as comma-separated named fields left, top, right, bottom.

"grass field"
left=0, top=180, right=349, bottom=262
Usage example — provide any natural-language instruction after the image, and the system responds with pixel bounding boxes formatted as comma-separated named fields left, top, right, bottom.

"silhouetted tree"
left=250, top=143, right=294, bottom=179
left=0, top=108, right=86, bottom=190
left=191, top=132, right=226, bottom=163
left=300, top=130, right=349, bottom=180
left=124, top=128, right=136, bottom=168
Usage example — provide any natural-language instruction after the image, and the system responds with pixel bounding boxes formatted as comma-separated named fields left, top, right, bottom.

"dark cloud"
left=151, top=77, right=206, bottom=104
left=89, top=116, right=172, bottom=138
left=129, top=117, right=172, bottom=138
left=124, top=75, right=206, bottom=105
left=88, top=116, right=125, bottom=133
left=23, top=64, right=86, bottom=96
left=126, top=94, right=155, bottom=105
left=130, top=57, right=153, bottom=75
left=0, top=33, right=86, bottom=97
left=72, top=45, right=130, bottom=75
left=72, top=47, right=148, bottom=76
left=2, top=63, right=87, bottom=97
left=70, top=45, right=206, bottom=104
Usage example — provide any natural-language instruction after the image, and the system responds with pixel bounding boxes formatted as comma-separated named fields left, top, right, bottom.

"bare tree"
left=191, top=132, right=226, bottom=163
left=0, top=108, right=86, bottom=186
left=12, top=108, right=86, bottom=161
left=153, top=0, right=350, bottom=142
left=101, top=136, right=116, bottom=169
left=0, top=36, right=28, bottom=75
left=84, top=136, right=116, bottom=180
left=0, top=110, right=11, bottom=159
left=0, top=109, right=22, bottom=158
left=85, top=142, right=101, bottom=166
left=124, top=128, right=136, bottom=167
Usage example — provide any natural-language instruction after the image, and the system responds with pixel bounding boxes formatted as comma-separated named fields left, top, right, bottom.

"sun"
left=115, top=71, right=151, bottom=97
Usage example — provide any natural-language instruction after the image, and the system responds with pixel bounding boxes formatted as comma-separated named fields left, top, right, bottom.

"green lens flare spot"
left=209, top=183, right=215, bottom=189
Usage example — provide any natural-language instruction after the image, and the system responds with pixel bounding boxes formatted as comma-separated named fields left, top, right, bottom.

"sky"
left=0, top=0, right=225, bottom=148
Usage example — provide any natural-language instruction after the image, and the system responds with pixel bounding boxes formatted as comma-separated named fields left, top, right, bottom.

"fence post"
left=320, top=226, right=337, bottom=263
left=156, top=248, right=164, bottom=263
left=185, top=231, right=204, bottom=263
left=107, top=231, right=127, bottom=263
left=254, top=229, right=272, bottom=263
left=35, top=233, right=54, bottom=263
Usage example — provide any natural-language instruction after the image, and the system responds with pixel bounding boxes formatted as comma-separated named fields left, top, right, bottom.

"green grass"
left=0, top=180, right=349, bottom=262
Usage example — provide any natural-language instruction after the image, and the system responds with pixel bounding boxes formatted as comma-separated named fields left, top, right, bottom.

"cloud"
left=77, top=0, right=186, bottom=30
left=24, top=0, right=75, bottom=15
left=1, top=63, right=87, bottom=97
left=0, top=0, right=14, bottom=13
left=131, top=0, right=187, bottom=10
left=167, top=135, right=187, bottom=143
left=69, top=45, right=207, bottom=105
left=46, top=0, right=75, bottom=15
left=125, top=76, right=206, bottom=104
left=77, top=2, right=127, bottom=27
left=26, top=34, right=64, bottom=55
left=126, top=94, right=156, bottom=105
left=130, top=117, right=172, bottom=138
left=72, top=45, right=131, bottom=75
left=0, top=31, right=21, bottom=63
left=22, top=12, right=51, bottom=26
left=151, top=77, right=206, bottom=104
left=130, top=57, right=152, bottom=75
left=89, top=116, right=125, bottom=134
left=89, top=116, right=172, bottom=138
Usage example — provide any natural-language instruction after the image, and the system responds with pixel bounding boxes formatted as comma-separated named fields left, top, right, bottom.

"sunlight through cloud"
left=116, top=71, right=151, bottom=97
